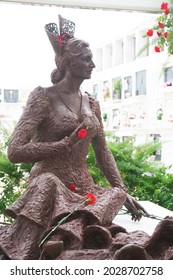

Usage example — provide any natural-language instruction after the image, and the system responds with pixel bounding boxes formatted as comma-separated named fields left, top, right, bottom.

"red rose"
left=155, top=46, right=161, bottom=53
left=158, top=22, right=164, bottom=28
left=77, top=128, right=87, bottom=139
left=146, top=29, right=153, bottom=37
left=164, top=32, right=168, bottom=38
left=161, top=2, right=168, bottom=11
left=86, top=193, right=96, bottom=205
left=68, top=184, right=77, bottom=192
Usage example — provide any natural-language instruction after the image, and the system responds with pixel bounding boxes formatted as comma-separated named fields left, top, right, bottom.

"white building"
left=86, top=18, right=173, bottom=167
left=0, top=87, right=31, bottom=133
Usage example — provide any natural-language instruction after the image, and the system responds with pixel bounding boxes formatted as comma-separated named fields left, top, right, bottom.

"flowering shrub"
left=146, top=1, right=173, bottom=54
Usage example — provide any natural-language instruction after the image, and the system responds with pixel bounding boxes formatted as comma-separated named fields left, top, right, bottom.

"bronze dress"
left=0, top=86, right=127, bottom=259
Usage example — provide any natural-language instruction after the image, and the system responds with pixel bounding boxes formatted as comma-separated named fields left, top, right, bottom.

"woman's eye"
left=83, top=56, right=91, bottom=62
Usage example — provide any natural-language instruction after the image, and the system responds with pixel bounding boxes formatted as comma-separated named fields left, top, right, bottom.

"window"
left=103, top=81, right=110, bottom=101
left=104, top=44, right=112, bottom=69
left=124, top=76, right=132, bottom=98
left=138, top=30, right=149, bottom=57
left=112, top=78, right=122, bottom=100
left=4, top=89, right=19, bottom=103
left=136, top=70, right=146, bottom=96
left=126, top=35, right=136, bottom=62
left=112, top=109, right=120, bottom=129
left=114, top=40, right=123, bottom=65
left=95, top=48, right=103, bottom=71
left=164, top=67, right=173, bottom=86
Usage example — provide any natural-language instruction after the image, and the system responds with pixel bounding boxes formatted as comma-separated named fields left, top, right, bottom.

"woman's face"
left=69, top=47, right=95, bottom=79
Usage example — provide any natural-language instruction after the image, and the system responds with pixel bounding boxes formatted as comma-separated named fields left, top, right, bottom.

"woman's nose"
left=91, top=61, right=96, bottom=68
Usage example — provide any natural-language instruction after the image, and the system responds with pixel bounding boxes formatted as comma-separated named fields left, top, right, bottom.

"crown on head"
left=45, top=15, right=75, bottom=55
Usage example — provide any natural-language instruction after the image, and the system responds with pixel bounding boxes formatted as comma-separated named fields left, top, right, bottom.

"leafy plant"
left=0, top=123, right=32, bottom=220
left=157, top=108, right=163, bottom=120
left=113, top=79, right=122, bottom=94
left=102, top=112, right=108, bottom=122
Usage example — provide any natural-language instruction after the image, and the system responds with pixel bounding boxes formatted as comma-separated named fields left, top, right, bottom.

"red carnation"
left=161, top=2, right=168, bottom=11
left=158, top=22, right=164, bottom=28
left=77, top=128, right=87, bottom=139
left=155, top=46, right=161, bottom=53
left=146, top=29, right=153, bottom=37
left=68, top=184, right=77, bottom=192
left=86, top=193, right=96, bottom=205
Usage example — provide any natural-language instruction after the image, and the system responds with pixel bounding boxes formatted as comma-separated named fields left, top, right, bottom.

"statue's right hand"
left=67, top=122, right=88, bottom=148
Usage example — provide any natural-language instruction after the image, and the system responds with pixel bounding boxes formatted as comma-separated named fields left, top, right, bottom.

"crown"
left=45, top=15, right=75, bottom=55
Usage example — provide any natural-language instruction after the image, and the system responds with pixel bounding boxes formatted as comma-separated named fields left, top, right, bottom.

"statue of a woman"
left=0, top=15, right=147, bottom=260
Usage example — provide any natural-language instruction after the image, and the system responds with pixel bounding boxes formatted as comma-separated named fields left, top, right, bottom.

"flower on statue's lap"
left=86, top=192, right=96, bottom=205
left=39, top=192, right=97, bottom=247
left=68, top=184, right=77, bottom=192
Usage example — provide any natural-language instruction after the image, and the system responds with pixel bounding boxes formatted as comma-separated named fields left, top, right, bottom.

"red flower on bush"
left=86, top=192, right=96, bottom=205
left=161, top=2, right=168, bottom=10
left=157, top=31, right=162, bottom=36
left=155, top=46, right=161, bottom=52
left=164, top=8, right=170, bottom=15
left=68, top=184, right=77, bottom=192
left=158, top=22, right=164, bottom=28
left=160, top=2, right=169, bottom=15
left=77, top=128, right=87, bottom=139
left=146, top=29, right=153, bottom=37
left=164, top=31, right=169, bottom=38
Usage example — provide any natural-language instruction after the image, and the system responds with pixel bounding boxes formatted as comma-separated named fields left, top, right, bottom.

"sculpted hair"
left=51, top=38, right=89, bottom=84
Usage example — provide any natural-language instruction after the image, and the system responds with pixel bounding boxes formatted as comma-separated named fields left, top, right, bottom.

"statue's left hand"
left=124, top=194, right=149, bottom=221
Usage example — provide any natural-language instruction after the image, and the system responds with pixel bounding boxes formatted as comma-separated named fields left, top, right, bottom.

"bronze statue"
left=0, top=15, right=173, bottom=260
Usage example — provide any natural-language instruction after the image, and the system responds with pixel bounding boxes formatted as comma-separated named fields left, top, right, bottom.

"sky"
left=0, top=2, right=155, bottom=89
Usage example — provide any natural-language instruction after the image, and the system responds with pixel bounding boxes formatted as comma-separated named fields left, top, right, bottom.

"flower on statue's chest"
left=77, top=128, right=88, bottom=138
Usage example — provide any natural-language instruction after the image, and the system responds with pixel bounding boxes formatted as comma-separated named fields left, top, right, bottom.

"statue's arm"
left=91, top=100, right=127, bottom=192
left=7, top=87, right=69, bottom=164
